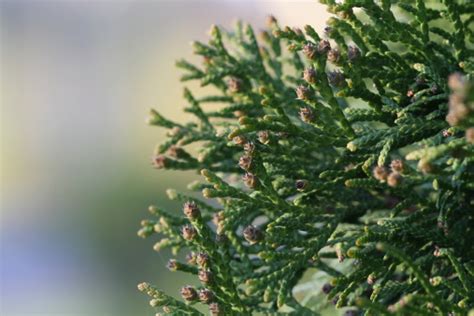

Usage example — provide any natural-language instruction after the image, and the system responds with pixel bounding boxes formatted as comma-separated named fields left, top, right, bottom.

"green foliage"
left=137, top=1, right=474, bottom=315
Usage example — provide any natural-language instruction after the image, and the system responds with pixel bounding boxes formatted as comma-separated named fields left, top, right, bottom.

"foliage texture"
left=138, top=0, right=474, bottom=315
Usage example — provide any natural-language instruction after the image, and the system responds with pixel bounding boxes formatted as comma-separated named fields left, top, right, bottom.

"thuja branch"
left=138, top=1, right=474, bottom=315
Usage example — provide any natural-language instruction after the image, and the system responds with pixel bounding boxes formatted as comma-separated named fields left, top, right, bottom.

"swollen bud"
left=299, top=107, right=314, bottom=123
left=180, top=285, right=198, bottom=301
left=183, top=201, right=200, bottom=220
left=227, top=77, right=243, bottom=93
left=296, top=85, right=312, bottom=101
left=196, top=252, right=210, bottom=268
left=327, top=71, right=346, bottom=88
left=303, top=68, right=317, bottom=84
left=243, top=173, right=258, bottom=189
left=243, top=225, right=263, bottom=244
left=199, top=288, right=214, bottom=304
left=198, top=269, right=213, bottom=284
left=303, top=43, right=318, bottom=60
left=181, top=225, right=197, bottom=241
left=209, top=302, right=223, bottom=316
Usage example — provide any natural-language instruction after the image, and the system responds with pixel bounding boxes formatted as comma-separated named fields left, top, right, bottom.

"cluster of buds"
left=374, top=163, right=403, bottom=187
left=302, top=40, right=331, bottom=60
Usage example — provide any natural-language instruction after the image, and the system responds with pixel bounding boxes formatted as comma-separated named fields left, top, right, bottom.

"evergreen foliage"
left=137, top=1, right=474, bottom=315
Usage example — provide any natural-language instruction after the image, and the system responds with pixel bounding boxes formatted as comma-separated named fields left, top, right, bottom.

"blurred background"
left=0, top=1, right=330, bottom=315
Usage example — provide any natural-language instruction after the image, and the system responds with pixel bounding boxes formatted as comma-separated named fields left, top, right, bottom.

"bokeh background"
left=0, top=1, right=330, bottom=315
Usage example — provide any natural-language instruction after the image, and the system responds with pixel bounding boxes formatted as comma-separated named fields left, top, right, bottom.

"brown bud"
left=327, top=49, right=340, bottom=64
left=318, top=40, right=331, bottom=54
left=196, top=252, right=210, bottom=268
left=295, top=179, right=308, bottom=191
left=296, top=85, right=312, bottom=100
left=180, top=285, right=198, bottom=301
left=243, top=173, right=258, bottom=189
left=243, top=142, right=255, bottom=154
left=299, top=107, right=314, bottom=123
left=347, top=46, right=361, bottom=62
left=183, top=201, right=200, bottom=220
left=198, top=269, right=213, bottom=284
left=243, top=225, right=262, bottom=244
left=373, top=166, right=389, bottom=181
left=209, top=302, right=223, bottom=316
left=199, top=288, right=214, bottom=304
left=151, top=155, right=168, bottom=169
left=238, top=154, right=252, bottom=171
left=258, top=130, right=270, bottom=145
left=322, top=283, right=333, bottom=294
left=303, top=68, right=317, bottom=84
left=181, top=225, right=197, bottom=241
left=390, top=159, right=405, bottom=173
left=327, top=71, right=346, bottom=88
left=227, top=77, right=243, bottom=93
left=186, top=252, right=197, bottom=265
left=233, top=135, right=247, bottom=146
left=167, top=259, right=178, bottom=271
left=303, top=43, right=317, bottom=60
left=387, top=172, right=402, bottom=187
left=465, top=127, right=474, bottom=144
